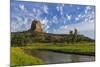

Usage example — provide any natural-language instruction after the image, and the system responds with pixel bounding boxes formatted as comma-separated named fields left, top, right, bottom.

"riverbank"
left=22, top=42, right=95, bottom=56
left=11, top=47, right=44, bottom=67
left=11, top=42, right=95, bottom=66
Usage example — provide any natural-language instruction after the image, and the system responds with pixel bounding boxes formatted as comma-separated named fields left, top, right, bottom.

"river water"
left=25, top=50, right=95, bottom=64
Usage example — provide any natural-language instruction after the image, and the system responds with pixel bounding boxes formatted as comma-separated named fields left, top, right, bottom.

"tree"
left=68, top=28, right=78, bottom=43
left=73, top=28, right=78, bottom=43
left=69, top=30, right=73, bottom=43
left=69, top=30, right=73, bottom=35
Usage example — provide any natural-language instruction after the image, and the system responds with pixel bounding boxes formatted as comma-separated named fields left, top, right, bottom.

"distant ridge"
left=11, top=19, right=94, bottom=45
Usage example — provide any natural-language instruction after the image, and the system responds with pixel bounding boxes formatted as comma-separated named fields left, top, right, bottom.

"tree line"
left=11, top=28, right=94, bottom=47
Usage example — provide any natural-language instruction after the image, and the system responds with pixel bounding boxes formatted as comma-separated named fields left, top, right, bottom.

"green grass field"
left=11, top=47, right=44, bottom=67
left=22, top=42, right=95, bottom=55
left=11, top=42, right=95, bottom=66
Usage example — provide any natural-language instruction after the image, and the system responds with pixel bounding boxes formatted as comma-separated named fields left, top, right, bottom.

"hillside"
left=11, top=31, right=94, bottom=46
left=11, top=19, right=94, bottom=46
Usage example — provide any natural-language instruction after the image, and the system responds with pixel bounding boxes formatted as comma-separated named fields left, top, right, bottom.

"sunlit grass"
left=11, top=42, right=95, bottom=66
left=22, top=42, right=95, bottom=55
left=11, top=47, right=44, bottom=66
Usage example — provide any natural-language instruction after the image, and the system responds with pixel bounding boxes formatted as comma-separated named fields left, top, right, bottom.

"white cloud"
left=37, top=9, right=42, bottom=17
left=66, top=14, right=71, bottom=20
left=19, top=4, right=26, bottom=11
left=77, top=14, right=83, bottom=19
left=85, top=6, right=92, bottom=14
left=16, top=16, right=23, bottom=22
left=75, top=14, right=82, bottom=21
left=75, top=6, right=94, bottom=22
left=46, top=25, right=50, bottom=29
left=11, top=15, right=31, bottom=32
left=56, top=4, right=64, bottom=16
left=45, top=25, right=50, bottom=32
left=33, top=8, right=37, bottom=13
left=86, top=6, right=91, bottom=10
left=52, top=9, right=95, bottom=39
left=78, top=14, right=82, bottom=18
left=41, top=17, right=49, bottom=32
left=52, top=16, right=58, bottom=24
left=32, top=8, right=37, bottom=16
left=31, top=8, right=42, bottom=19
left=75, top=17, right=79, bottom=21
left=41, top=17, right=48, bottom=28
left=43, top=5, right=48, bottom=14
left=85, top=10, right=88, bottom=14
left=53, top=20, right=95, bottom=38
left=27, top=8, right=37, bottom=17
left=11, top=20, right=18, bottom=32
left=60, top=6, right=63, bottom=16
left=68, top=16, right=71, bottom=20
left=64, top=20, right=66, bottom=24
left=41, top=17, right=48, bottom=25
left=56, top=6, right=60, bottom=12
left=30, top=5, right=48, bottom=18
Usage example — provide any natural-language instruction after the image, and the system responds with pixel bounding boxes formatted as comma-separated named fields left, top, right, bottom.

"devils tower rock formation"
left=29, top=19, right=43, bottom=32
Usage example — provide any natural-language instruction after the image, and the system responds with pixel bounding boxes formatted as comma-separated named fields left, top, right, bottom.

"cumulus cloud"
left=29, top=8, right=42, bottom=19
left=53, top=7, right=95, bottom=39
left=43, top=5, right=48, bottom=14
left=19, top=4, right=26, bottom=11
left=56, top=4, right=64, bottom=16
left=36, top=9, right=42, bottom=18
left=11, top=3, right=48, bottom=32
left=44, top=25, right=50, bottom=32
left=75, top=17, right=79, bottom=21
left=53, top=19, right=95, bottom=39
left=85, top=6, right=92, bottom=14
left=56, top=6, right=60, bottom=12
left=30, top=5, right=48, bottom=18
left=11, top=1, right=95, bottom=39
left=86, top=6, right=91, bottom=10
left=75, top=14, right=81, bottom=21
left=11, top=15, right=31, bottom=32
left=32, top=8, right=37, bottom=16
left=41, top=17, right=48, bottom=25
left=52, top=16, right=58, bottom=24
left=41, top=17, right=49, bottom=32
left=66, top=14, right=71, bottom=20
left=60, top=5, right=64, bottom=16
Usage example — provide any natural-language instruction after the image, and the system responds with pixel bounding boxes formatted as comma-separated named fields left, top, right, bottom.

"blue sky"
left=10, top=0, right=95, bottom=39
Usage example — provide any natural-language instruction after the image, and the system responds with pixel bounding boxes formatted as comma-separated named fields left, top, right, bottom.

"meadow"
left=22, top=42, right=95, bottom=55
left=11, top=47, right=44, bottom=67
left=11, top=42, right=95, bottom=66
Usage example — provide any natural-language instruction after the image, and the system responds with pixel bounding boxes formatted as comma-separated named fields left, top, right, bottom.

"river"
left=25, top=50, right=95, bottom=64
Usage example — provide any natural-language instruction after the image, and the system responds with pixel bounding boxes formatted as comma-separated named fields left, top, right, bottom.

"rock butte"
left=29, top=19, right=43, bottom=33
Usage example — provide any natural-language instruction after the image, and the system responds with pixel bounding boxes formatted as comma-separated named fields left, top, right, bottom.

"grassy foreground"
left=11, top=42, right=95, bottom=66
left=11, top=47, right=44, bottom=67
left=22, top=42, right=95, bottom=56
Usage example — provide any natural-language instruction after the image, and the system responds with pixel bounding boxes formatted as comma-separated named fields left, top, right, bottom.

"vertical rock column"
left=30, top=19, right=43, bottom=32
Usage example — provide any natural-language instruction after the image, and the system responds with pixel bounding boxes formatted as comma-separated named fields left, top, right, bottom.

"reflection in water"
left=25, top=50, right=95, bottom=64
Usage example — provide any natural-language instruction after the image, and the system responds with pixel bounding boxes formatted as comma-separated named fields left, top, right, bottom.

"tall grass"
left=22, top=42, right=95, bottom=55
left=11, top=42, right=95, bottom=66
left=11, top=47, right=44, bottom=66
